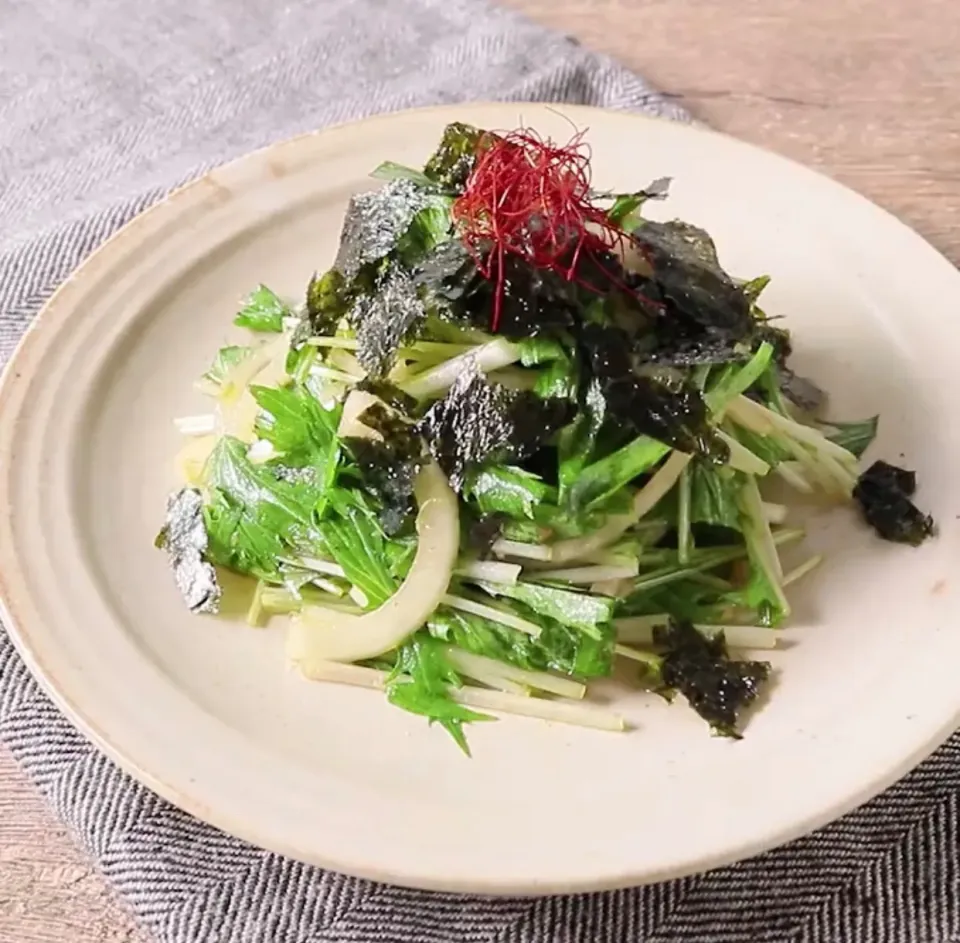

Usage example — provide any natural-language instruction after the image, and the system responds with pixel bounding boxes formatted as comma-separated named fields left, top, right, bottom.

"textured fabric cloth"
left=1, top=1, right=959, bottom=941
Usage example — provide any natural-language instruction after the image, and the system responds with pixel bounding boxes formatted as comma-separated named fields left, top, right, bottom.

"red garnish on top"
left=451, top=128, right=634, bottom=331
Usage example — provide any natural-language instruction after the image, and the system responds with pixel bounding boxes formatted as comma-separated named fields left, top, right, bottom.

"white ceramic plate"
left=1, top=103, right=958, bottom=894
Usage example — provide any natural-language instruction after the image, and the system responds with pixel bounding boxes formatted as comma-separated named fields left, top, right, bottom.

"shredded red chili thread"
left=451, top=128, right=636, bottom=331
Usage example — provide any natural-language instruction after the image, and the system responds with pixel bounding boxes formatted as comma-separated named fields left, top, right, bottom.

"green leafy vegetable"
left=822, top=416, right=879, bottom=459
left=688, top=462, right=742, bottom=531
left=569, top=435, right=670, bottom=511
left=251, top=384, right=340, bottom=470
left=465, top=466, right=555, bottom=520
left=422, top=121, right=489, bottom=190
left=202, top=437, right=323, bottom=578
left=477, top=580, right=617, bottom=640
left=386, top=633, right=492, bottom=754
left=203, top=345, right=251, bottom=386
left=428, top=606, right=614, bottom=678
left=605, top=176, right=671, bottom=226
left=234, top=285, right=291, bottom=332
left=320, top=491, right=398, bottom=607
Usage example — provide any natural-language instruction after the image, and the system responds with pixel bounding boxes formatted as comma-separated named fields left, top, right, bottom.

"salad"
left=157, top=122, right=935, bottom=752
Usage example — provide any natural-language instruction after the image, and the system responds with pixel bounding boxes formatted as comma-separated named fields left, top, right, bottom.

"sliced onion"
left=286, top=462, right=459, bottom=663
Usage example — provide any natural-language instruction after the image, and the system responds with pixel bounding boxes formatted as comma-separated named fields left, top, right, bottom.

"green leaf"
left=386, top=633, right=493, bottom=754
left=517, top=336, right=569, bottom=366
left=705, top=341, right=774, bottom=415
left=203, top=345, right=251, bottom=386
left=370, top=161, right=438, bottom=188
left=821, top=416, right=878, bottom=459
left=725, top=423, right=791, bottom=467
left=422, top=122, right=487, bottom=190
left=741, top=274, right=771, bottom=304
left=534, top=357, right=579, bottom=400
left=251, top=385, right=341, bottom=466
left=427, top=605, right=614, bottom=679
left=320, top=491, right=397, bottom=608
left=689, top=462, right=742, bottom=530
left=234, top=285, right=291, bottom=332
left=476, top=580, right=617, bottom=640
left=604, top=177, right=671, bottom=226
left=202, top=437, right=324, bottom=577
left=396, top=199, right=454, bottom=263
left=569, top=435, right=671, bottom=511
left=465, top=466, right=555, bottom=520
left=557, top=377, right=605, bottom=504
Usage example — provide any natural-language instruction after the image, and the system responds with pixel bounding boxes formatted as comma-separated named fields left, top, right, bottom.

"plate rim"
left=2, top=101, right=959, bottom=894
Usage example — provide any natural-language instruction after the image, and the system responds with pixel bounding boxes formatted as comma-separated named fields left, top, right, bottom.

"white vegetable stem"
left=296, top=557, right=347, bottom=578
left=717, top=429, right=770, bottom=476
left=174, top=414, right=218, bottom=436
left=533, top=563, right=639, bottom=584
left=549, top=451, right=692, bottom=564
left=442, top=593, right=542, bottom=637
left=444, top=647, right=585, bottom=700
left=297, top=660, right=625, bottom=731
left=400, top=338, right=520, bottom=399
left=728, top=395, right=859, bottom=493
left=287, top=462, right=459, bottom=662
left=783, top=553, right=824, bottom=587
left=455, top=560, right=522, bottom=585
left=615, top=616, right=779, bottom=650
left=762, top=502, right=789, bottom=525
left=491, top=539, right=553, bottom=562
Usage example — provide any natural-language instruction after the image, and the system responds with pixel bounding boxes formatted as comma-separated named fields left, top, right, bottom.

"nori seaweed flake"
left=351, top=265, right=426, bottom=377
left=335, top=180, right=432, bottom=281
left=853, top=460, right=936, bottom=546
left=417, top=364, right=572, bottom=491
left=653, top=618, right=770, bottom=738
left=155, top=487, right=221, bottom=614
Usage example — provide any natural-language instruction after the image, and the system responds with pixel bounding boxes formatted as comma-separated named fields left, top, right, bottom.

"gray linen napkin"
left=2, top=1, right=959, bottom=941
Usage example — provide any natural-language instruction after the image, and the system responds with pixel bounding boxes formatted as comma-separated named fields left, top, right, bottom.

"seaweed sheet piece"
left=417, top=365, right=572, bottom=490
left=155, top=488, right=221, bottom=613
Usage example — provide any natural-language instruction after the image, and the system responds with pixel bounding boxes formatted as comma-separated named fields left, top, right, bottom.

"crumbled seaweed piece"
left=429, top=251, right=581, bottom=338
left=155, top=488, right=221, bottom=613
left=305, top=268, right=353, bottom=337
left=853, top=460, right=935, bottom=546
left=580, top=324, right=728, bottom=461
left=343, top=403, right=425, bottom=535
left=422, top=122, right=489, bottom=191
left=335, top=180, right=432, bottom=281
left=417, top=365, right=573, bottom=490
left=633, top=219, right=754, bottom=341
left=356, top=377, right=419, bottom=416
left=779, top=367, right=825, bottom=413
left=351, top=264, right=427, bottom=377
left=653, top=618, right=770, bottom=737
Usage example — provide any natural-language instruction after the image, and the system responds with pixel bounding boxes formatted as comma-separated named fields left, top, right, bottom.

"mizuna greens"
left=157, top=122, right=935, bottom=752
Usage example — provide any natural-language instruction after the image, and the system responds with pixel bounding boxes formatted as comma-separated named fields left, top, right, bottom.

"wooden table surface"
left=1, top=1, right=958, bottom=940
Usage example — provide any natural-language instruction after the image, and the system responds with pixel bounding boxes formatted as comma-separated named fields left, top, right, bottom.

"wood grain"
left=1, top=2, right=958, bottom=940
